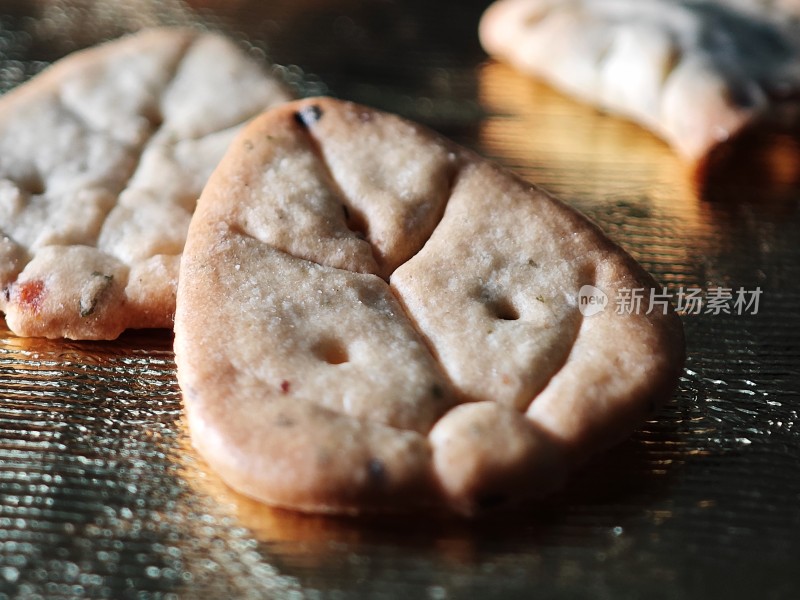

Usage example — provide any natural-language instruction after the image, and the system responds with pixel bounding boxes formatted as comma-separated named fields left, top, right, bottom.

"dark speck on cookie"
left=294, top=104, right=323, bottom=128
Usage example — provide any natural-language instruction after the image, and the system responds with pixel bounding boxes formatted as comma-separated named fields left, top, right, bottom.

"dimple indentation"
left=19, top=172, right=45, bottom=196
left=488, top=297, right=520, bottom=321
left=313, top=338, right=349, bottom=365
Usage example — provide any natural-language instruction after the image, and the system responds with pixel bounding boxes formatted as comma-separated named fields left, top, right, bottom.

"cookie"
left=479, top=0, right=800, bottom=171
left=0, top=27, right=291, bottom=339
left=175, top=98, right=685, bottom=516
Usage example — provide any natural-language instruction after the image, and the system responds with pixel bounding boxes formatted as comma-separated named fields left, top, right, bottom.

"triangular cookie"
left=0, top=28, right=291, bottom=339
left=175, top=98, right=684, bottom=516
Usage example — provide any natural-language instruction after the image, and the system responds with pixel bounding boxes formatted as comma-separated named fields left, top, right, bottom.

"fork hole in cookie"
left=313, top=338, right=349, bottom=365
left=489, top=297, right=520, bottom=321
left=19, top=172, right=45, bottom=195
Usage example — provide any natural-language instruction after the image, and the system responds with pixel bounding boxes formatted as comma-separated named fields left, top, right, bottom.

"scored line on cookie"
left=278, top=102, right=513, bottom=409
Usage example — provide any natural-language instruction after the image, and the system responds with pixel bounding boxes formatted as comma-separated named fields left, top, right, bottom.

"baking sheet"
left=1, top=0, right=800, bottom=598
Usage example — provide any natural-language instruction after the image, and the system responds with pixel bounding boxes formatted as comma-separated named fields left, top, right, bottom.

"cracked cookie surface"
left=175, top=97, right=685, bottom=516
left=0, top=28, right=291, bottom=339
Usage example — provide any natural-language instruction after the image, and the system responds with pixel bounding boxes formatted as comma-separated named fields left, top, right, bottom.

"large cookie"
left=175, top=98, right=685, bottom=516
left=0, top=28, right=291, bottom=339
left=479, top=0, right=800, bottom=171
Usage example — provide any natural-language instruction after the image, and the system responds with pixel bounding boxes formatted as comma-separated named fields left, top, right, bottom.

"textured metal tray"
left=1, top=1, right=800, bottom=598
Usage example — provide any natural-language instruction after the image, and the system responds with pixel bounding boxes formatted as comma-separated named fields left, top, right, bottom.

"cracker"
left=0, top=28, right=291, bottom=339
left=175, top=98, right=684, bottom=516
left=479, top=0, right=800, bottom=169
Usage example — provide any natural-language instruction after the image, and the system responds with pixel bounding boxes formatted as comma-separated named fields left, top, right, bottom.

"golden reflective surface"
left=1, top=1, right=800, bottom=598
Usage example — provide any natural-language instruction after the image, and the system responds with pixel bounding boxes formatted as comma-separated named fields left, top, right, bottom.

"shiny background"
left=1, top=1, right=799, bottom=598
